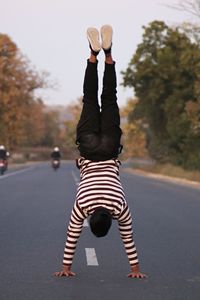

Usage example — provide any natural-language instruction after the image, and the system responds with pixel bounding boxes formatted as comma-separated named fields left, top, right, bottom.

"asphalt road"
left=0, top=161, right=200, bottom=300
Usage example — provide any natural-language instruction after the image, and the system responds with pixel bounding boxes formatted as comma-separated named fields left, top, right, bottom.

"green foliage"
left=121, top=98, right=147, bottom=159
left=62, top=98, right=82, bottom=158
left=121, top=21, right=200, bottom=170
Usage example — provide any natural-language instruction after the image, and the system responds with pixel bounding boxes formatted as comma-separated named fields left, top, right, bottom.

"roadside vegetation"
left=121, top=19, right=200, bottom=171
left=130, top=160, right=200, bottom=183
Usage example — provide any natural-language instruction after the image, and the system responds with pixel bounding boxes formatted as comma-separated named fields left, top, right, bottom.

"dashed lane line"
left=85, top=248, right=99, bottom=266
left=83, top=219, right=89, bottom=227
left=71, top=170, right=79, bottom=186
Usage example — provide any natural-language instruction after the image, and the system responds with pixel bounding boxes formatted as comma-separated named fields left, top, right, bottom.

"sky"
left=0, top=0, right=192, bottom=108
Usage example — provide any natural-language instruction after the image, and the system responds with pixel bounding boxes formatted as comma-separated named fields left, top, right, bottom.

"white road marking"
left=85, top=248, right=99, bottom=266
left=71, top=171, right=79, bottom=185
left=83, top=219, right=89, bottom=227
left=0, top=167, right=35, bottom=180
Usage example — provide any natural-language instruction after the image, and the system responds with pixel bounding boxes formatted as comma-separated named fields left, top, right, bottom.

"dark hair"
left=89, top=207, right=112, bottom=237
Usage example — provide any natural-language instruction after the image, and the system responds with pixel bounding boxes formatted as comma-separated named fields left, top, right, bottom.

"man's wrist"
left=63, top=264, right=71, bottom=271
left=131, top=264, right=140, bottom=273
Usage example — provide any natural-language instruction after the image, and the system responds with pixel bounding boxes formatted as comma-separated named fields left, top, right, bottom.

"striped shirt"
left=63, top=158, right=139, bottom=267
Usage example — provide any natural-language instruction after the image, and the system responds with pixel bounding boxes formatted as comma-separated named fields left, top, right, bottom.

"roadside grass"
left=131, top=162, right=200, bottom=183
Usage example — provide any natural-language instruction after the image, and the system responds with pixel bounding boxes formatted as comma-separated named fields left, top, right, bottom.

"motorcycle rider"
left=0, top=145, right=9, bottom=171
left=51, top=147, right=61, bottom=160
left=0, top=145, right=7, bottom=159
left=51, top=147, right=61, bottom=168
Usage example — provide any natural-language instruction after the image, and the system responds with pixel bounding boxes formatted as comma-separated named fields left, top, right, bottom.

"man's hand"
left=54, top=265, right=76, bottom=277
left=127, top=264, right=147, bottom=279
left=127, top=272, right=147, bottom=279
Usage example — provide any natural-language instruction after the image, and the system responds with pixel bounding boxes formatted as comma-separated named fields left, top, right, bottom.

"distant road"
left=0, top=161, right=200, bottom=300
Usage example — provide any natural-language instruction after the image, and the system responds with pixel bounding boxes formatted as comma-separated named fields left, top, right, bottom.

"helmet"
left=0, top=145, right=5, bottom=150
left=54, top=147, right=59, bottom=152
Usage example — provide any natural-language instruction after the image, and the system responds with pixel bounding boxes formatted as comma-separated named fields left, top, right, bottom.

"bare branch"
left=163, top=0, right=200, bottom=18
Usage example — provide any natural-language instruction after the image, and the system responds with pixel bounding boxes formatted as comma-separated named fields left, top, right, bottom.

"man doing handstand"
left=54, top=25, right=147, bottom=279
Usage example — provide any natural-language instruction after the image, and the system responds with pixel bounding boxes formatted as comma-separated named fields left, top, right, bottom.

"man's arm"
left=54, top=202, right=86, bottom=277
left=118, top=205, right=147, bottom=278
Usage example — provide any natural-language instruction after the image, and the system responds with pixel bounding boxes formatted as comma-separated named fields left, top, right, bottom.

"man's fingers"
left=54, top=271, right=76, bottom=277
left=139, top=273, right=148, bottom=278
left=127, top=272, right=148, bottom=279
left=60, top=272, right=69, bottom=277
left=54, top=271, right=67, bottom=277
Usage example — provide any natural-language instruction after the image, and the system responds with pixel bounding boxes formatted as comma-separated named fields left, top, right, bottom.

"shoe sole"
left=87, top=28, right=101, bottom=52
left=101, top=25, right=113, bottom=50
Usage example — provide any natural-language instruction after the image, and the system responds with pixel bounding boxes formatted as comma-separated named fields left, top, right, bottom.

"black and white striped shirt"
left=63, top=158, right=139, bottom=267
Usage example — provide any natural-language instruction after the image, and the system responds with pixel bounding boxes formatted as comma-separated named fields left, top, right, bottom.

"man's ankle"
left=105, top=54, right=113, bottom=64
left=89, top=54, right=98, bottom=63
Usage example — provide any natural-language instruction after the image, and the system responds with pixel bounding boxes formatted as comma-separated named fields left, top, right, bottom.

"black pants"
left=76, top=60, right=122, bottom=161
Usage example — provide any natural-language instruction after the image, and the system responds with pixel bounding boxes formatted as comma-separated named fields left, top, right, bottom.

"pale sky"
left=0, top=0, right=192, bottom=107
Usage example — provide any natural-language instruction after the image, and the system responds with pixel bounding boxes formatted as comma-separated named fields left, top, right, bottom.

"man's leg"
left=100, top=26, right=122, bottom=156
left=76, top=28, right=101, bottom=143
left=76, top=59, right=100, bottom=142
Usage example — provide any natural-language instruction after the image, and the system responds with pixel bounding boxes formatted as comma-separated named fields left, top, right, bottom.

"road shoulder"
left=123, top=167, right=200, bottom=189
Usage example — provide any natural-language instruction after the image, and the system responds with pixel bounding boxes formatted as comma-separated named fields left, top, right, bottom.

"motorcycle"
left=0, top=159, right=7, bottom=175
left=52, top=159, right=60, bottom=171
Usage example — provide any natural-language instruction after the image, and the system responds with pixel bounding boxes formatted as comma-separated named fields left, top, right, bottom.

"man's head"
left=89, top=207, right=112, bottom=237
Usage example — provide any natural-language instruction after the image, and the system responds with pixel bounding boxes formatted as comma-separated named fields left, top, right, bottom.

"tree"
left=62, top=98, right=82, bottom=158
left=165, top=0, right=200, bottom=18
left=41, top=109, right=62, bottom=147
left=121, top=21, right=200, bottom=169
left=0, top=34, right=48, bottom=149
left=120, top=98, right=147, bottom=159
left=165, top=0, right=200, bottom=44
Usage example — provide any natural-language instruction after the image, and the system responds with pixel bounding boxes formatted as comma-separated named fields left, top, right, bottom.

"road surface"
left=0, top=161, right=200, bottom=300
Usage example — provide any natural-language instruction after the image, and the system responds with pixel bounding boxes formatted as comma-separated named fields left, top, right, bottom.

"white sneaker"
left=87, top=27, right=101, bottom=53
left=100, top=25, right=113, bottom=50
